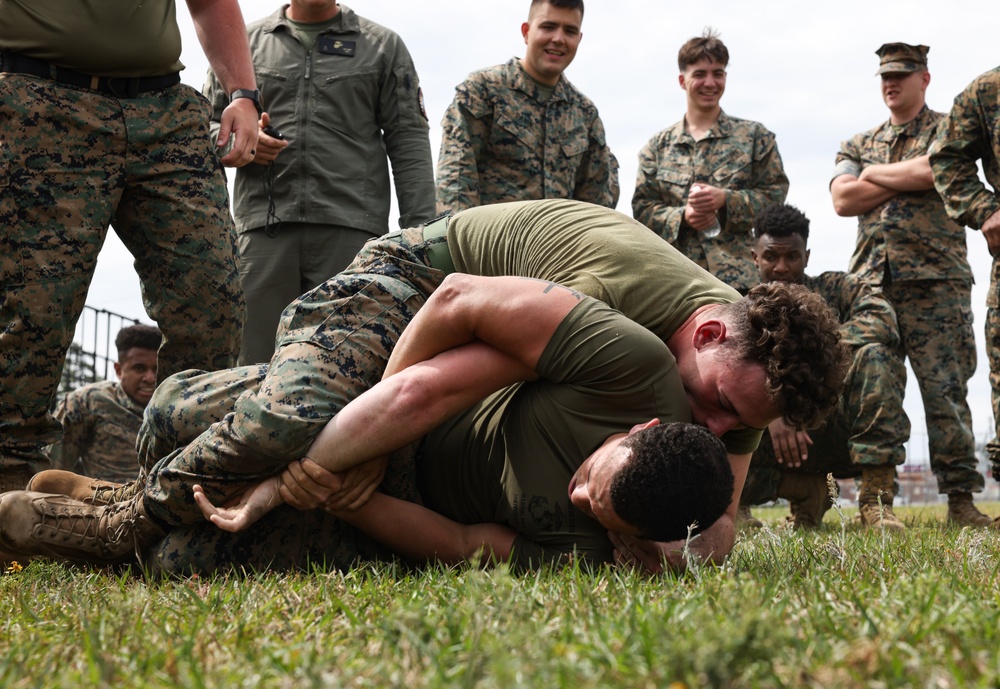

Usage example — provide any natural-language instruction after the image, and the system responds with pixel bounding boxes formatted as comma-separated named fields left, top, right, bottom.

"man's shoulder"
left=351, top=10, right=407, bottom=45
left=720, top=112, right=775, bottom=136
left=58, top=380, right=120, bottom=412
left=553, top=74, right=598, bottom=110
left=458, top=61, right=515, bottom=88
left=246, top=8, right=283, bottom=36
left=642, top=119, right=687, bottom=147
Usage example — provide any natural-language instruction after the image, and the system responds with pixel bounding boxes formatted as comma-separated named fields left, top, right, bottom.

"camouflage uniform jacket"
left=930, top=66, right=1000, bottom=231
left=832, top=105, right=972, bottom=284
left=435, top=57, right=619, bottom=214
left=632, top=111, right=789, bottom=293
left=204, top=5, right=435, bottom=234
left=48, top=380, right=142, bottom=483
left=804, top=272, right=900, bottom=352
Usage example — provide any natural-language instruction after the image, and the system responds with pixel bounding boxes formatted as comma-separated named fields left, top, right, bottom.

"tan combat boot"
left=736, top=503, right=763, bottom=529
left=777, top=473, right=831, bottom=529
left=0, top=491, right=165, bottom=565
left=857, top=466, right=905, bottom=531
left=947, top=492, right=993, bottom=527
left=27, top=469, right=140, bottom=506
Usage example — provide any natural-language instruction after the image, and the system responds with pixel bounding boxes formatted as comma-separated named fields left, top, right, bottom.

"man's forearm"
left=831, top=176, right=898, bottom=217
left=187, top=0, right=255, bottom=93
left=332, top=493, right=516, bottom=565
left=859, top=155, right=934, bottom=192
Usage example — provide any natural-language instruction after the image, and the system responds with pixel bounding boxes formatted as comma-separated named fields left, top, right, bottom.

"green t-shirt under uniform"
left=419, top=297, right=690, bottom=569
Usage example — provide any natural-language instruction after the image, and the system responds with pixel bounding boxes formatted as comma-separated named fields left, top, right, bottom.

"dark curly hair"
left=753, top=203, right=810, bottom=242
left=115, top=324, right=162, bottom=359
left=610, top=422, right=734, bottom=541
left=720, top=282, right=849, bottom=429
left=678, top=28, right=729, bottom=71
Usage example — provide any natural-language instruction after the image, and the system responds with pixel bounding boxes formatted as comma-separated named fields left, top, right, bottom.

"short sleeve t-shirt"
left=418, top=297, right=691, bottom=569
left=446, top=199, right=761, bottom=455
left=0, top=0, right=184, bottom=76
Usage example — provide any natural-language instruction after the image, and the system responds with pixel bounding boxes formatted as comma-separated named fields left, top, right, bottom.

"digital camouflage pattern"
left=48, top=381, right=144, bottom=484
left=141, top=366, right=405, bottom=575
left=834, top=102, right=981, bottom=495
left=929, top=66, right=1000, bottom=471
left=0, top=75, right=244, bottom=481
left=742, top=272, right=909, bottom=505
left=884, top=278, right=981, bottom=493
left=139, top=228, right=445, bottom=573
left=832, top=105, right=972, bottom=283
left=632, top=111, right=789, bottom=294
left=435, top=58, right=619, bottom=214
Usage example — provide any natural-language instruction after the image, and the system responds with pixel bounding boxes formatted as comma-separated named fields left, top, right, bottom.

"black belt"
left=0, top=51, right=180, bottom=98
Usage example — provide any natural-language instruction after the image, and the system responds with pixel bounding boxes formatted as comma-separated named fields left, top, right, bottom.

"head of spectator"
left=569, top=420, right=734, bottom=542
left=875, top=42, right=930, bottom=124
left=520, top=0, right=584, bottom=86
left=751, top=203, right=811, bottom=285
left=677, top=29, right=729, bottom=117
left=114, top=324, right=161, bottom=407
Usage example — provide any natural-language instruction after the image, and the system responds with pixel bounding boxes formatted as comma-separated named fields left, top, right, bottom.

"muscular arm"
left=331, top=493, right=517, bottom=566
left=186, top=0, right=258, bottom=167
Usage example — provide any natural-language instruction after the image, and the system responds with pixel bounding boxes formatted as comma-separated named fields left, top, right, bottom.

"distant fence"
left=58, top=305, right=142, bottom=395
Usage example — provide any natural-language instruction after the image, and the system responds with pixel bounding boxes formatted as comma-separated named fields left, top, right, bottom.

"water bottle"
left=690, top=185, right=721, bottom=238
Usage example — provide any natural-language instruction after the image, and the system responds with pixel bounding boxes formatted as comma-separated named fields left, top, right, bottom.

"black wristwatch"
left=230, top=88, right=263, bottom=116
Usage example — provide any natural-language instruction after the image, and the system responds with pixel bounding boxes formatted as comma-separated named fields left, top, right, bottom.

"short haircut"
left=115, top=324, right=162, bottom=359
left=678, top=28, right=729, bottom=71
left=529, top=0, right=584, bottom=19
left=610, top=422, right=733, bottom=541
left=753, top=203, right=810, bottom=242
left=719, top=283, right=849, bottom=430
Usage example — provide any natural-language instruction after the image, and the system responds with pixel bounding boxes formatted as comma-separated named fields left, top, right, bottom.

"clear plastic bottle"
left=690, top=185, right=721, bottom=238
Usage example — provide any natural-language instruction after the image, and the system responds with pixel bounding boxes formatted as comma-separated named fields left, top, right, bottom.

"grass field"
left=3, top=503, right=1000, bottom=688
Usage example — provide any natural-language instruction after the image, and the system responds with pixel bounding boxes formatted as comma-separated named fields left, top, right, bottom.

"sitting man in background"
left=739, top=204, right=909, bottom=530
left=48, top=324, right=162, bottom=484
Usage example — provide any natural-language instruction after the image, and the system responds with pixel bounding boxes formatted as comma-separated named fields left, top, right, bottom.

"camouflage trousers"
left=140, top=228, right=446, bottom=574
left=885, top=278, right=982, bottom=494
left=0, top=75, right=244, bottom=477
left=983, top=257, right=1000, bottom=470
left=743, top=342, right=909, bottom=505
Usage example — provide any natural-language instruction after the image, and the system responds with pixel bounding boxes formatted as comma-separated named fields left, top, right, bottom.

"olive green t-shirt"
left=0, top=0, right=184, bottom=76
left=419, top=297, right=690, bottom=569
left=446, top=199, right=760, bottom=455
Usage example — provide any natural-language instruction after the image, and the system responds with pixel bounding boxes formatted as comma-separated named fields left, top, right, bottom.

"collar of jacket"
left=504, top=56, right=570, bottom=104
left=263, top=3, right=360, bottom=35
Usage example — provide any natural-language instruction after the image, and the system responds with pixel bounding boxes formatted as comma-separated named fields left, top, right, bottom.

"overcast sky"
left=83, top=0, right=998, bottom=464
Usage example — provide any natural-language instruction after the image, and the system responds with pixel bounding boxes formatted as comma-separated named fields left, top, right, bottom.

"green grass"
left=3, top=505, right=1000, bottom=688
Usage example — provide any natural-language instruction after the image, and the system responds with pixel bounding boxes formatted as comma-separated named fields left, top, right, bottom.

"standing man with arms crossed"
left=929, top=66, right=1000, bottom=501
left=205, top=0, right=436, bottom=365
left=632, top=29, right=788, bottom=295
left=0, top=0, right=257, bottom=493
left=831, top=44, right=989, bottom=526
left=435, top=0, right=618, bottom=214
left=48, top=325, right=163, bottom=484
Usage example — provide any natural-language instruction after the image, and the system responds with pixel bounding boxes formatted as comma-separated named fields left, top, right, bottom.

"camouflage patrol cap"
left=875, top=43, right=929, bottom=75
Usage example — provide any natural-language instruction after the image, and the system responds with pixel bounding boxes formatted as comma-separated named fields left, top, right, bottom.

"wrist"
left=230, top=88, right=263, bottom=117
